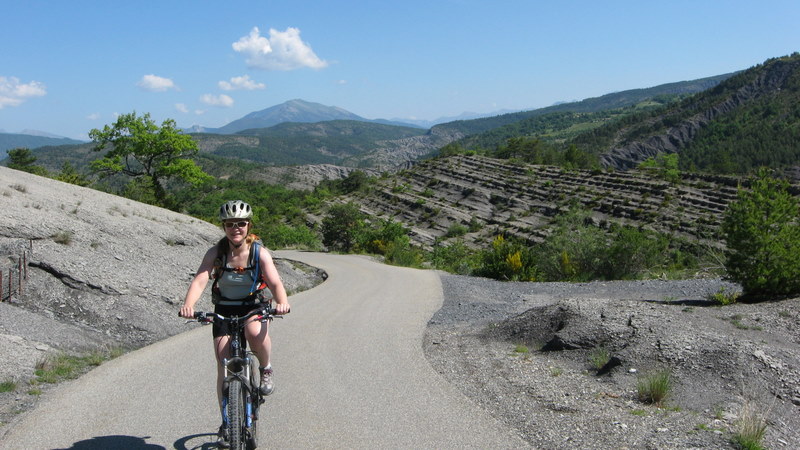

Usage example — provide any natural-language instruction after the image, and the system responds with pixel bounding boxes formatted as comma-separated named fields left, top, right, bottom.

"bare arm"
left=179, top=246, right=217, bottom=318
left=259, top=247, right=291, bottom=314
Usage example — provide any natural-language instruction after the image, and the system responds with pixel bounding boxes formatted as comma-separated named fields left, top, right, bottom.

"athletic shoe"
left=259, top=367, right=274, bottom=395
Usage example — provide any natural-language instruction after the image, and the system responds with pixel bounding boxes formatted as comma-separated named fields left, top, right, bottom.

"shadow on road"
left=173, top=433, right=220, bottom=450
left=55, top=435, right=166, bottom=450
left=52, top=433, right=219, bottom=450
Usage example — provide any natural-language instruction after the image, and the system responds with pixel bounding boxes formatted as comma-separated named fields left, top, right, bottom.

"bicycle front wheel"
left=246, top=355, right=260, bottom=449
left=227, top=379, right=245, bottom=449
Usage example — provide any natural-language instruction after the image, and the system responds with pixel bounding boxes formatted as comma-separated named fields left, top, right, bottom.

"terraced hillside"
left=342, top=155, right=749, bottom=249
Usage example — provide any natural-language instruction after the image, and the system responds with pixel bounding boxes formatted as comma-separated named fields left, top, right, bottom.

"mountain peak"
left=217, top=99, right=367, bottom=134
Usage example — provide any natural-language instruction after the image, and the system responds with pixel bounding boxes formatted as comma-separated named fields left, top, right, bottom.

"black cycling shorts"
left=212, top=303, right=267, bottom=339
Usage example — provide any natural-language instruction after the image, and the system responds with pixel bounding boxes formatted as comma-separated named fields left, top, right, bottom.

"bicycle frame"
left=193, top=305, right=276, bottom=450
left=221, top=312, right=263, bottom=433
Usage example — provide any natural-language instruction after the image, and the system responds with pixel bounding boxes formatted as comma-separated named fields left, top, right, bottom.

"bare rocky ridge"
left=247, top=164, right=382, bottom=191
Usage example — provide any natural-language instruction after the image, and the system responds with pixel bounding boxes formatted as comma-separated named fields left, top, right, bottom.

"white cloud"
left=87, top=113, right=100, bottom=120
left=200, top=94, right=234, bottom=107
left=175, top=103, right=189, bottom=113
left=336, top=79, right=348, bottom=85
left=137, top=74, right=177, bottom=92
left=0, top=76, right=46, bottom=108
left=232, top=26, right=328, bottom=71
left=219, top=75, right=266, bottom=91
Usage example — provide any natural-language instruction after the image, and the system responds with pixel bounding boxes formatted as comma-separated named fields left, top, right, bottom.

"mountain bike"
left=189, top=305, right=283, bottom=450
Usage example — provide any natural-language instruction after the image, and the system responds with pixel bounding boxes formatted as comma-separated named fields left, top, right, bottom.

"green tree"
left=54, top=162, right=90, bottom=186
left=721, top=170, right=800, bottom=296
left=639, top=153, right=680, bottom=183
left=6, top=148, right=48, bottom=176
left=321, top=203, right=365, bottom=252
left=89, top=112, right=211, bottom=206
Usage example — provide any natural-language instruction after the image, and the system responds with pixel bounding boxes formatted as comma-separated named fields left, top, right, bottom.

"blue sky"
left=1, top=0, right=798, bottom=140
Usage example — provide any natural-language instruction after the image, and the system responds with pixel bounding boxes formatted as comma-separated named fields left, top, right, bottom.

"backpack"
left=211, top=235, right=269, bottom=305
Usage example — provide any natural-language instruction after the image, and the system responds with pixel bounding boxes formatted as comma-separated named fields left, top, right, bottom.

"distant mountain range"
left=0, top=132, right=86, bottom=153
left=187, top=99, right=425, bottom=134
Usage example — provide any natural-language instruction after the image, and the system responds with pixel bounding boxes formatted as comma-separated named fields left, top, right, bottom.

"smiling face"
left=223, top=219, right=250, bottom=246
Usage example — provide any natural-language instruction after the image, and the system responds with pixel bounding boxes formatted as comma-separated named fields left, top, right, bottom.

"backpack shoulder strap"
left=212, top=238, right=228, bottom=279
left=248, top=241, right=262, bottom=295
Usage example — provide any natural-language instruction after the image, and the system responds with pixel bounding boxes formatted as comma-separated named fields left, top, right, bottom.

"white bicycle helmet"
left=219, top=200, right=253, bottom=221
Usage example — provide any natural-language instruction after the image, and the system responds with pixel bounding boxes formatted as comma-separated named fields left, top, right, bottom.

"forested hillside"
left=194, top=120, right=428, bottom=166
left=437, top=73, right=733, bottom=144
left=576, top=54, right=800, bottom=174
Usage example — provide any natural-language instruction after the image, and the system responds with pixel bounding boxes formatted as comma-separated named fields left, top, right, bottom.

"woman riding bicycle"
left=179, top=200, right=290, bottom=440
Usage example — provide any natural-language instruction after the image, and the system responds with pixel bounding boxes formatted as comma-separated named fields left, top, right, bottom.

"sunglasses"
left=224, top=221, right=250, bottom=229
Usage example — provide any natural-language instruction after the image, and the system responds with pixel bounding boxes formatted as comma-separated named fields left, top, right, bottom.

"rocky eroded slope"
left=342, top=155, right=744, bottom=250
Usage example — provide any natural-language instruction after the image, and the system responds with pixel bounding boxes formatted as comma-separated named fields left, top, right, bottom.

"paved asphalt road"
left=1, top=252, right=527, bottom=449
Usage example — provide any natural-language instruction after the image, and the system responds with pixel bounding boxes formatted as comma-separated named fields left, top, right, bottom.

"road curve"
left=1, top=252, right=527, bottom=449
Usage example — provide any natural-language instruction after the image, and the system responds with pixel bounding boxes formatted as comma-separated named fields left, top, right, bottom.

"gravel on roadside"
left=424, top=274, right=800, bottom=449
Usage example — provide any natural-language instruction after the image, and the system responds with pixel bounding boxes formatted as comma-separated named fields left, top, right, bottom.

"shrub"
left=52, top=230, right=73, bottom=245
left=54, top=162, right=90, bottom=187
left=383, top=236, right=424, bottom=268
left=535, top=209, right=607, bottom=281
left=431, top=239, right=478, bottom=275
left=603, top=226, right=670, bottom=279
left=475, top=235, right=537, bottom=281
left=262, top=223, right=322, bottom=251
left=721, top=170, right=800, bottom=296
left=357, top=219, right=408, bottom=254
left=444, top=223, right=469, bottom=238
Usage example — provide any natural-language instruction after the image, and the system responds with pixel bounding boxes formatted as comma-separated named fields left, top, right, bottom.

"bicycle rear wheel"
left=227, top=379, right=245, bottom=449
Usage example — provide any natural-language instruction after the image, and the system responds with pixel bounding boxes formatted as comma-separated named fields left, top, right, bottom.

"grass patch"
left=34, top=348, right=123, bottom=384
left=708, top=287, right=740, bottom=305
left=630, top=409, right=648, bottom=416
left=636, top=369, right=672, bottom=406
left=513, top=344, right=530, bottom=354
left=0, top=380, right=17, bottom=393
left=588, top=346, right=611, bottom=370
left=549, top=366, right=563, bottom=377
left=728, top=314, right=763, bottom=331
left=732, top=400, right=769, bottom=450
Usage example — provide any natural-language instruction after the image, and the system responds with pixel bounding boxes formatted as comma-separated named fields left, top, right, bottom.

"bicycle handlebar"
left=180, top=305, right=288, bottom=323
